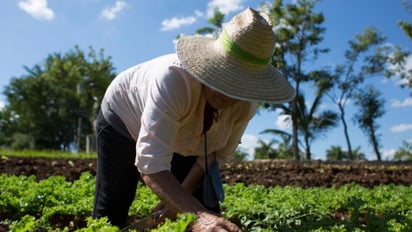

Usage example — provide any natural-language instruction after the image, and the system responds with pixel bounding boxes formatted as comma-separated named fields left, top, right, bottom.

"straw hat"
left=176, top=7, right=296, bottom=104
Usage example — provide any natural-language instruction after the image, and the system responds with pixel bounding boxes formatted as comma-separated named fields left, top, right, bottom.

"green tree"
left=0, top=107, right=18, bottom=146
left=323, top=27, right=395, bottom=160
left=394, top=140, right=412, bottom=161
left=352, top=86, right=385, bottom=160
left=196, top=7, right=225, bottom=36
left=390, top=0, right=412, bottom=92
left=385, top=45, right=412, bottom=91
left=260, top=129, right=295, bottom=159
left=267, top=73, right=338, bottom=160
left=399, top=0, right=412, bottom=40
left=1, top=46, right=115, bottom=151
left=297, top=92, right=338, bottom=160
left=263, top=0, right=328, bottom=160
left=10, top=133, right=35, bottom=150
left=293, top=92, right=338, bottom=160
left=326, top=146, right=345, bottom=161
left=326, top=146, right=365, bottom=161
left=233, top=147, right=249, bottom=161
left=254, top=139, right=277, bottom=159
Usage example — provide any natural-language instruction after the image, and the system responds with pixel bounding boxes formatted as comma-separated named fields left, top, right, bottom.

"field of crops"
left=1, top=154, right=412, bottom=231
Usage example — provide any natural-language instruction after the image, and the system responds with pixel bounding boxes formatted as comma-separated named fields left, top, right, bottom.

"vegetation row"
left=1, top=172, right=411, bottom=231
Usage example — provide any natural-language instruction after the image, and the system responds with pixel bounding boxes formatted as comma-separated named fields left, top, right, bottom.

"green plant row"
left=222, top=183, right=412, bottom=231
left=0, top=149, right=97, bottom=159
left=1, top=173, right=411, bottom=231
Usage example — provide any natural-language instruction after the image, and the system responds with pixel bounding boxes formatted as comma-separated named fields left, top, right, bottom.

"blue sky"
left=0, top=0, right=411, bottom=160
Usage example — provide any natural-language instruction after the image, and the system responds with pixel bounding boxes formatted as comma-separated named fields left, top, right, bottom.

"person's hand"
left=151, top=204, right=177, bottom=223
left=193, top=211, right=242, bottom=232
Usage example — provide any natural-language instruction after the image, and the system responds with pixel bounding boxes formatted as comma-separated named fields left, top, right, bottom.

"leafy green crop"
left=1, top=173, right=411, bottom=231
left=222, top=183, right=412, bottom=231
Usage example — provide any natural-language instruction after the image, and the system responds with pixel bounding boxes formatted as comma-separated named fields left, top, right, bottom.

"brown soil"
left=221, top=159, right=412, bottom=188
left=1, top=156, right=412, bottom=231
left=1, top=156, right=412, bottom=187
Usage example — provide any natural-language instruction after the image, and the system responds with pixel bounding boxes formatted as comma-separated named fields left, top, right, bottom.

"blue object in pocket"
left=203, top=159, right=224, bottom=208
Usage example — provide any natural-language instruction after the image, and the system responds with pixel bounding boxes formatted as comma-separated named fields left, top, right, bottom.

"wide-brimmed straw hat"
left=176, top=7, right=296, bottom=104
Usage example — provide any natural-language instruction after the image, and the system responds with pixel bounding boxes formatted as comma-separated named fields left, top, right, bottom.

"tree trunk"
left=338, top=103, right=354, bottom=160
left=76, top=116, right=82, bottom=152
left=304, top=134, right=311, bottom=160
left=291, top=98, right=300, bottom=160
left=369, top=125, right=382, bottom=161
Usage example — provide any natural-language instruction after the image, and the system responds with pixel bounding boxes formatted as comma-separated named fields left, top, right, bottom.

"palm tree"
left=394, top=141, right=412, bottom=161
left=262, top=90, right=338, bottom=160
left=260, top=129, right=295, bottom=159
left=295, top=93, right=339, bottom=159
left=254, top=139, right=277, bottom=159
left=326, top=146, right=366, bottom=161
left=326, top=146, right=346, bottom=161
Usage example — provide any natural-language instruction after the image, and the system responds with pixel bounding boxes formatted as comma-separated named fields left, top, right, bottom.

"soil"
left=1, top=156, right=412, bottom=231
left=1, top=156, right=411, bottom=187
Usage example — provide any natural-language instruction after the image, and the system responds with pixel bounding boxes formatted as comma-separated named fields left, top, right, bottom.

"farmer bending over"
left=92, top=7, right=295, bottom=232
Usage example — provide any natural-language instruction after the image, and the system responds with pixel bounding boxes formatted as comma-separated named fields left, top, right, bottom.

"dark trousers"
left=92, top=112, right=219, bottom=228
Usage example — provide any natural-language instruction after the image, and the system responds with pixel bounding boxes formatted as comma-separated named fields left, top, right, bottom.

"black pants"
left=92, top=112, right=219, bottom=228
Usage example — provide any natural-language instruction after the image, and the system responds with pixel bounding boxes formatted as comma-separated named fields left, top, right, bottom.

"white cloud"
left=239, top=134, right=259, bottom=160
left=194, top=10, right=204, bottom=18
left=273, top=18, right=292, bottom=33
left=382, top=149, right=396, bottom=160
left=161, top=0, right=241, bottom=32
left=161, top=16, right=196, bottom=31
left=18, top=0, right=54, bottom=21
left=275, top=114, right=291, bottom=130
left=101, top=1, right=126, bottom=21
left=391, top=97, right=412, bottom=108
left=406, top=54, right=412, bottom=68
left=401, top=54, right=412, bottom=74
left=390, top=124, right=412, bottom=132
left=0, top=101, right=4, bottom=110
left=207, top=0, right=243, bottom=17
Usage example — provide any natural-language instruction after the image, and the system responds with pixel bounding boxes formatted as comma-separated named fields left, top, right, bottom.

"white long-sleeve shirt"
left=101, top=54, right=257, bottom=174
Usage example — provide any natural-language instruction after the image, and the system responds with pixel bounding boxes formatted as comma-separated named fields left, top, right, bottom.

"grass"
left=0, top=149, right=96, bottom=159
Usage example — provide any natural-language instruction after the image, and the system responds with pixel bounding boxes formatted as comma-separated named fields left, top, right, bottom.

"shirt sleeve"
left=135, top=67, right=196, bottom=174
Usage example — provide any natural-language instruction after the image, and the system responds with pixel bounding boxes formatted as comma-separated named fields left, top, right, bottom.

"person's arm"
left=141, top=170, right=205, bottom=213
left=141, top=170, right=241, bottom=232
left=181, top=161, right=204, bottom=193
left=147, top=159, right=207, bottom=219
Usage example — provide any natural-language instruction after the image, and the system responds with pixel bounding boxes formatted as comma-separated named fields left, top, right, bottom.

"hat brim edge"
left=177, top=36, right=296, bottom=104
